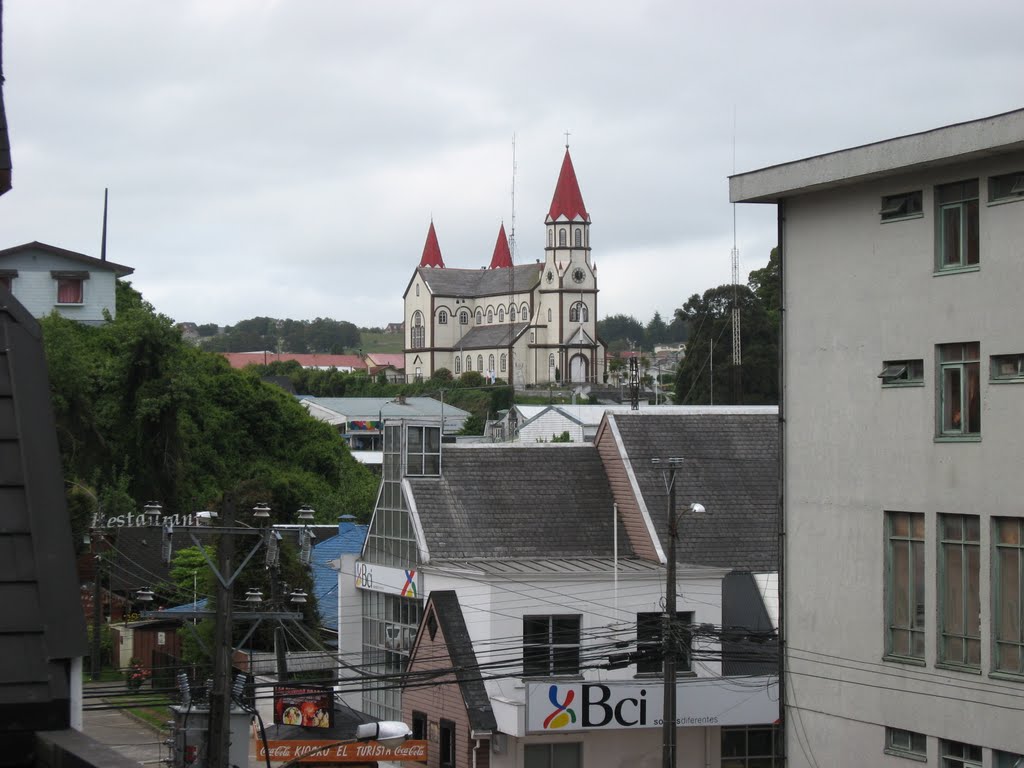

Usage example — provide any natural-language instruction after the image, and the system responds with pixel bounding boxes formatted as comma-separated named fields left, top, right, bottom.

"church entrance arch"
left=569, top=354, right=589, bottom=383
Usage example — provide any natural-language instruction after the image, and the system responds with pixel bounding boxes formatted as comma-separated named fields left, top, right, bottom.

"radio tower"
left=730, top=117, right=742, bottom=403
left=507, top=135, right=517, bottom=391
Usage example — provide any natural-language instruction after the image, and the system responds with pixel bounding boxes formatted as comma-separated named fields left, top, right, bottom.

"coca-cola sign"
left=254, top=739, right=428, bottom=763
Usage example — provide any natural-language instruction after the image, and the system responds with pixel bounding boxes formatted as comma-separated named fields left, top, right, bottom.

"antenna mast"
left=730, top=111, right=742, bottom=402
left=507, top=135, right=517, bottom=391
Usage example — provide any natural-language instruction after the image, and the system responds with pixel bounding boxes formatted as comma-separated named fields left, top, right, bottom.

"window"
left=524, top=743, right=581, bottom=768
left=411, top=711, right=427, bottom=741
left=547, top=229, right=553, bottom=247
left=488, top=354, right=495, bottom=373
left=406, top=425, right=440, bottom=476
left=498, top=307, right=505, bottom=322
left=465, top=355, right=472, bottom=372
left=438, top=310, right=448, bottom=325
left=548, top=353, right=556, bottom=371
left=721, top=726, right=780, bottom=768
left=547, top=308, right=552, bottom=323
left=459, top=310, right=469, bottom=325
left=636, top=611, right=693, bottom=674
left=991, top=353, right=1024, bottom=382
left=886, top=512, right=925, bottom=660
left=411, top=312, right=425, bottom=349
left=995, top=751, right=1024, bottom=768
left=994, top=518, right=1024, bottom=675
left=574, top=228, right=583, bottom=246
left=880, top=190, right=923, bottom=221
left=487, top=309, right=494, bottom=323
left=55, top=276, right=84, bottom=304
left=500, top=353, right=507, bottom=372
left=939, top=514, right=980, bottom=668
left=885, top=727, right=927, bottom=760
left=989, top=170, right=1024, bottom=203
left=936, top=180, right=979, bottom=270
left=879, top=359, right=924, bottom=386
left=523, top=615, right=580, bottom=676
left=416, top=284, right=420, bottom=296
left=938, top=342, right=981, bottom=436
left=940, top=740, right=981, bottom=768
left=521, top=303, right=529, bottom=319
left=559, top=228, right=567, bottom=247
left=476, top=309, right=482, bottom=324
left=0, top=270, right=16, bottom=292
left=569, top=302, right=588, bottom=323
left=440, top=719, right=455, bottom=768
left=454, top=356, right=461, bottom=374
left=510, top=306, right=517, bottom=322
left=477, top=355, right=483, bottom=372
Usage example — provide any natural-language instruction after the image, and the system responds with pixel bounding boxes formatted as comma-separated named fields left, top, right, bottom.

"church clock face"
left=572, top=267, right=586, bottom=284
left=546, top=270, right=554, bottom=284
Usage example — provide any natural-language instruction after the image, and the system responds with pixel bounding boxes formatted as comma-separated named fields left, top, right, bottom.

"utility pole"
left=207, top=497, right=236, bottom=768
left=658, top=458, right=682, bottom=768
left=91, top=553, right=102, bottom=681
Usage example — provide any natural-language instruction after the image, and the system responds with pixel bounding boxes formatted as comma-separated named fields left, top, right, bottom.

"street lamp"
left=651, top=457, right=705, bottom=768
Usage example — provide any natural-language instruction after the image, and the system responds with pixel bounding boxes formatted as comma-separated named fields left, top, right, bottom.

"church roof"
left=547, top=148, right=589, bottom=222
left=418, top=263, right=540, bottom=298
left=418, top=222, right=445, bottom=268
left=451, top=322, right=529, bottom=350
left=488, top=223, right=513, bottom=269
left=406, top=444, right=633, bottom=561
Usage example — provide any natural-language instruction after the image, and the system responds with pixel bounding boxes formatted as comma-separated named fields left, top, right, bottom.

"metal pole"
left=661, top=460, right=681, bottom=768
left=208, top=497, right=236, bottom=768
left=91, top=554, right=102, bottom=681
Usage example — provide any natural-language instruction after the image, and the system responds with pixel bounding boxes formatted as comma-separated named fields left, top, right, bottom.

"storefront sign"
left=354, top=561, right=418, bottom=598
left=526, top=676, right=778, bottom=733
left=91, top=512, right=195, bottom=528
left=254, top=739, right=428, bottom=763
left=273, top=686, right=334, bottom=729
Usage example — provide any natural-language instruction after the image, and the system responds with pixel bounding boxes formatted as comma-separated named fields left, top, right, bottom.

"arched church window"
left=500, top=353, right=507, bottom=372
left=455, top=356, right=461, bottom=374
left=488, top=354, right=495, bottom=373
left=460, top=310, right=469, bottom=325
left=477, top=355, right=484, bottom=372
left=416, top=284, right=420, bottom=296
left=574, top=228, right=582, bottom=247
left=466, top=355, right=472, bottom=371
left=476, top=309, right=482, bottom=324
left=521, top=302, right=529, bottom=319
left=548, top=229, right=553, bottom=247
left=498, top=307, right=505, bottom=322
left=559, top=228, right=567, bottom=247
left=438, top=310, right=448, bottom=324
left=548, top=353, right=556, bottom=369
left=510, top=306, right=517, bottom=322
left=570, top=302, right=588, bottom=323
left=547, top=308, right=552, bottom=323
left=411, top=311, right=425, bottom=349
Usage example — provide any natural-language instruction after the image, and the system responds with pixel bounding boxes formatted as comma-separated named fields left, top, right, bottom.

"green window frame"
left=885, top=727, right=927, bottom=760
left=988, top=170, right=1024, bottom=204
left=937, top=342, right=981, bottom=438
left=994, top=518, right=1024, bottom=675
left=524, top=742, right=581, bottom=768
left=938, top=514, right=981, bottom=669
left=880, top=359, right=925, bottom=387
left=990, top=353, right=1024, bottom=383
left=406, top=425, right=440, bottom=476
left=523, top=615, right=581, bottom=676
left=940, top=739, right=982, bottom=768
left=886, top=512, right=925, bottom=660
left=935, top=179, right=979, bottom=270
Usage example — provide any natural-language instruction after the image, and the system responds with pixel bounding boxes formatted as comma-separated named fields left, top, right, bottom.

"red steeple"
left=488, top=223, right=513, bottom=269
left=418, top=221, right=445, bottom=268
left=547, top=148, right=589, bottom=222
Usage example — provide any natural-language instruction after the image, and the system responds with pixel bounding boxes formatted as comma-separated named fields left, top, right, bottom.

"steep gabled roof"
left=418, top=222, right=445, bottom=268
left=405, top=444, right=633, bottom=560
left=546, top=148, right=589, bottom=222
left=0, top=241, right=134, bottom=277
left=487, top=224, right=513, bottom=269
left=410, top=591, right=496, bottom=733
left=600, top=411, right=779, bottom=572
left=418, top=263, right=540, bottom=298
left=450, top=322, right=529, bottom=351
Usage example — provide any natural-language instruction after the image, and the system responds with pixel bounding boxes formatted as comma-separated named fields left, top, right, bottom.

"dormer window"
left=52, top=270, right=88, bottom=305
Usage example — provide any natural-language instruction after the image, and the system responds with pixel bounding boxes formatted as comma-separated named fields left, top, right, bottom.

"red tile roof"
left=488, top=223, right=513, bottom=269
left=419, top=221, right=445, bottom=268
left=222, top=352, right=367, bottom=370
left=547, top=148, right=589, bottom=222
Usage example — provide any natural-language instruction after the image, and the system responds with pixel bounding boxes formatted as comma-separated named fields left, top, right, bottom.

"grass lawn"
left=358, top=330, right=403, bottom=354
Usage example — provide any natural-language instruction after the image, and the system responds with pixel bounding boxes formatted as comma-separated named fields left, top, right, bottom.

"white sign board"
left=526, top=677, right=778, bottom=733
left=354, top=561, right=419, bottom=598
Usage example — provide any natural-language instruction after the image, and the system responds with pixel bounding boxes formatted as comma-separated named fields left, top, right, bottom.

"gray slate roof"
left=608, top=412, right=778, bottom=572
left=454, top=322, right=529, bottom=350
left=421, top=590, right=496, bottom=733
left=406, top=444, right=633, bottom=561
left=0, top=286, right=88, bottom=729
left=418, top=264, right=540, bottom=298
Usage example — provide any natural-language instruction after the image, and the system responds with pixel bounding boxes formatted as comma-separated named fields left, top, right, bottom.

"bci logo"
left=546, top=684, right=649, bottom=729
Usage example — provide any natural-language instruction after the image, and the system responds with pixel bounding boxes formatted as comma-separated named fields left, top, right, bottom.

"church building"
left=402, top=148, right=606, bottom=387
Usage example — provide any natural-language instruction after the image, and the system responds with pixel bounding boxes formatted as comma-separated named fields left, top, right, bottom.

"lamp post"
left=652, top=457, right=704, bottom=768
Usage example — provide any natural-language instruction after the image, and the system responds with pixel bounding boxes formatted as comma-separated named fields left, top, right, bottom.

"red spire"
left=418, top=221, right=445, bottom=268
left=547, top=148, right=589, bottom=222
left=488, top=223, right=513, bottom=269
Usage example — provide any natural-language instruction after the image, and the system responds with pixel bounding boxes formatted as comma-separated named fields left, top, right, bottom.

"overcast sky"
left=2, top=1, right=1022, bottom=328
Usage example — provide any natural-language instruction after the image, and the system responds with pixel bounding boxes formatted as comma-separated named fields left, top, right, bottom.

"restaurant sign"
left=273, top=686, right=334, bottom=729
left=254, top=739, right=428, bottom=763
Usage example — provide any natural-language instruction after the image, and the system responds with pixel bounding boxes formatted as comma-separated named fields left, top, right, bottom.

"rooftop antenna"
left=507, top=134, right=517, bottom=391
left=730, top=108, right=742, bottom=403
left=100, top=188, right=109, bottom=262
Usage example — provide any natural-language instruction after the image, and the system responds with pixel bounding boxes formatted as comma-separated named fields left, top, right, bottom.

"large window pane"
left=939, top=514, right=980, bottom=668
left=995, top=518, right=1024, bottom=674
left=887, top=512, right=925, bottom=660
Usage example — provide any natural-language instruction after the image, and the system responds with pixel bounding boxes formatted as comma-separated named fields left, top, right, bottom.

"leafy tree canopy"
left=199, top=316, right=361, bottom=354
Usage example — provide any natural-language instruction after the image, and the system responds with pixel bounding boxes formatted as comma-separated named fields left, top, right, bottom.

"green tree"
left=597, top=314, right=646, bottom=351
left=645, top=311, right=668, bottom=348
left=748, top=247, right=780, bottom=329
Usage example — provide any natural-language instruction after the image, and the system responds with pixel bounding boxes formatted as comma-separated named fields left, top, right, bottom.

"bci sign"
left=525, top=677, right=778, bottom=733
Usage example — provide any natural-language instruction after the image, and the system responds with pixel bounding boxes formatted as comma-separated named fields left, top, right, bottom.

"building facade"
left=403, top=149, right=606, bottom=387
left=732, top=108, right=1024, bottom=767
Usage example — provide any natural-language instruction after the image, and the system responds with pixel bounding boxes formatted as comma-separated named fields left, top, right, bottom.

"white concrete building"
left=0, top=241, right=133, bottom=324
left=731, top=108, right=1024, bottom=767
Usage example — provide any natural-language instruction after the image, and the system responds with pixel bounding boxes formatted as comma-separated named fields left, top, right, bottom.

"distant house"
left=384, top=322, right=404, bottom=335
left=221, top=352, right=366, bottom=371
left=0, top=241, right=133, bottom=325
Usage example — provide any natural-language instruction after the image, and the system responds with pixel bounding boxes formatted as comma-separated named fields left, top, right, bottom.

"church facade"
left=402, top=148, right=606, bottom=387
